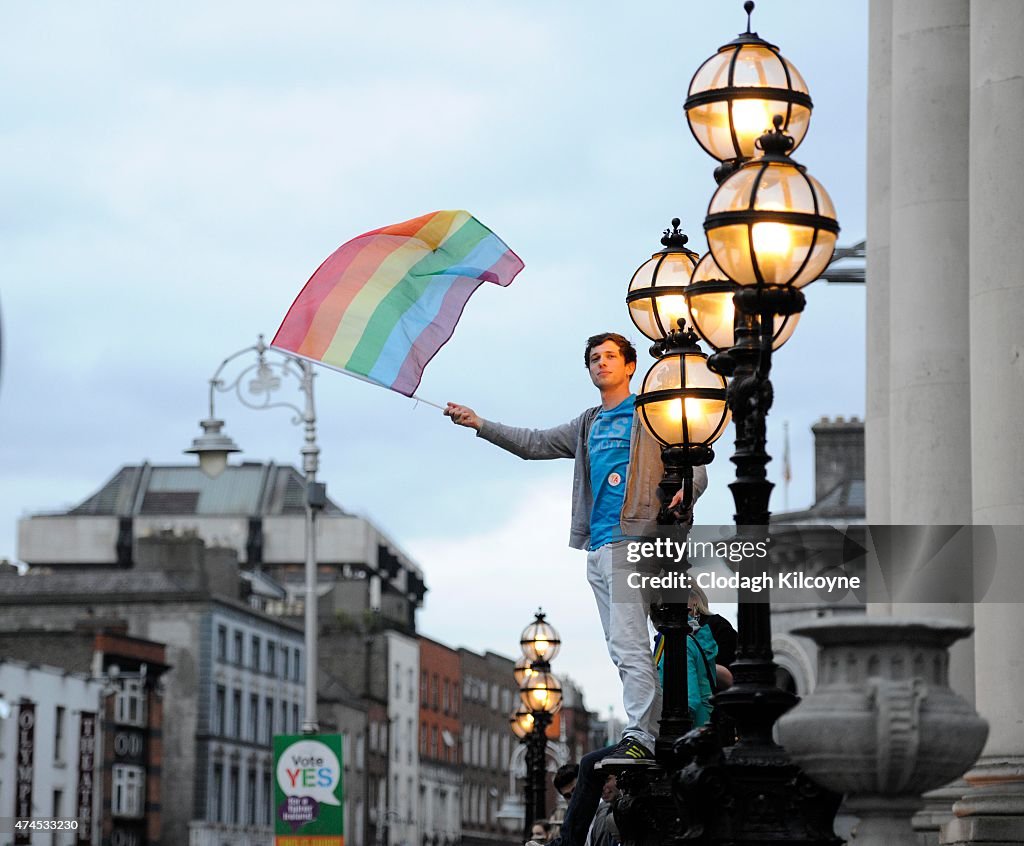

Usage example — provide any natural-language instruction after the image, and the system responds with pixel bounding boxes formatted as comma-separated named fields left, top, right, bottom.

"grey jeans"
left=586, top=540, right=661, bottom=749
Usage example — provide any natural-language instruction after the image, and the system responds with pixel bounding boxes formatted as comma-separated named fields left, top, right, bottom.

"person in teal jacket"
left=653, top=617, right=719, bottom=727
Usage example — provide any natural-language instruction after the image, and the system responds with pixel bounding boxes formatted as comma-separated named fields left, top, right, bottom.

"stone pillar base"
left=913, top=779, right=968, bottom=845
left=940, top=816, right=1024, bottom=846
left=845, top=796, right=922, bottom=846
left=939, top=759, right=1024, bottom=845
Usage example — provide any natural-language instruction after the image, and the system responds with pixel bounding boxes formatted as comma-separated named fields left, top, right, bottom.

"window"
left=249, top=694, right=259, bottom=742
left=280, top=702, right=288, bottom=737
left=489, top=683, right=498, bottom=711
left=356, top=733, right=365, bottom=770
left=112, top=764, right=145, bottom=818
left=214, top=686, right=226, bottom=736
left=432, top=674, right=439, bottom=710
left=231, top=690, right=242, bottom=738
left=430, top=726, right=438, bottom=759
left=268, top=643, right=277, bottom=675
left=406, top=718, right=413, bottom=764
left=394, top=663, right=401, bottom=698
left=420, top=723, right=427, bottom=756
left=228, top=766, right=239, bottom=825
left=293, top=650, right=301, bottom=683
left=212, top=764, right=224, bottom=822
left=116, top=678, right=147, bottom=727
left=54, top=707, right=65, bottom=763
left=233, top=631, right=243, bottom=665
left=217, top=625, right=227, bottom=661
left=262, top=769, right=272, bottom=825
left=251, top=636, right=261, bottom=671
left=247, top=769, right=257, bottom=825
left=292, top=704, right=300, bottom=734
left=283, top=647, right=290, bottom=680
left=443, top=680, right=450, bottom=714
left=265, top=697, right=274, bottom=744
left=452, top=685, right=459, bottom=717
left=408, top=668, right=414, bottom=704
left=420, top=671, right=428, bottom=703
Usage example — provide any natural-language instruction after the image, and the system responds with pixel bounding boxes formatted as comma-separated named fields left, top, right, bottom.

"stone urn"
left=777, top=619, right=988, bottom=846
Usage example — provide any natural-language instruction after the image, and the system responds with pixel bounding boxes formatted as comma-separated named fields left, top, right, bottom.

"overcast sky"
left=1, top=1, right=867, bottom=722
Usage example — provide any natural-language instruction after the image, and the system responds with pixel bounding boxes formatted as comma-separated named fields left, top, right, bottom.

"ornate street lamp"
left=625, top=220, right=732, bottom=760
left=611, top=5, right=844, bottom=845
left=513, top=610, right=562, bottom=841
left=185, top=334, right=326, bottom=735
left=684, top=1, right=813, bottom=182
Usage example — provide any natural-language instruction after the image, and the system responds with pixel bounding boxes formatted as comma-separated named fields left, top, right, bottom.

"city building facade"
left=0, top=660, right=103, bottom=846
left=418, top=638, right=462, bottom=846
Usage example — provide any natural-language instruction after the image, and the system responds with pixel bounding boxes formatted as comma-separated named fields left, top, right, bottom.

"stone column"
left=887, top=3, right=975, bottom=840
left=942, top=3, right=1024, bottom=843
left=888, top=0, right=974, bottom=697
left=866, top=0, right=892, bottom=616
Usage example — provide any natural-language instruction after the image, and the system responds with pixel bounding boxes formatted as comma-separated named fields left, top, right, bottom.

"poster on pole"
left=273, top=733, right=344, bottom=846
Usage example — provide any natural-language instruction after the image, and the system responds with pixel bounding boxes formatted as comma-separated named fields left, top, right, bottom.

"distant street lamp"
left=513, top=609, right=562, bottom=840
left=185, top=334, right=325, bottom=734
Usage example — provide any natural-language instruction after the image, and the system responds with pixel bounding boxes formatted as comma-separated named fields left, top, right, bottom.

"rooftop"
left=68, top=461, right=347, bottom=518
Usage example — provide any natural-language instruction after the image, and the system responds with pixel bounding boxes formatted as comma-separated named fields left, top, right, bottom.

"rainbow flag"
left=271, top=210, right=523, bottom=396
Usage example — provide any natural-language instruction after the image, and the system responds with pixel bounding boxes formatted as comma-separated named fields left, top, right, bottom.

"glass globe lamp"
left=687, top=252, right=800, bottom=351
left=626, top=219, right=700, bottom=341
left=520, top=611, right=561, bottom=665
left=684, top=1, right=812, bottom=164
left=704, top=116, right=838, bottom=292
left=636, top=345, right=730, bottom=449
left=519, top=670, right=563, bottom=715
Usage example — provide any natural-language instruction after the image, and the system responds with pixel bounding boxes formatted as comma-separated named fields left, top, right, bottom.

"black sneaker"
left=610, top=735, right=654, bottom=760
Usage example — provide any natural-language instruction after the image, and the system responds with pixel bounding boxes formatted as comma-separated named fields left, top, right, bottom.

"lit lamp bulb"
left=731, top=100, right=773, bottom=145
left=751, top=220, right=793, bottom=261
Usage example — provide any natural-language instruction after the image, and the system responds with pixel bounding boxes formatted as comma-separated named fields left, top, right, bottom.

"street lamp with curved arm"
left=185, top=334, right=324, bottom=734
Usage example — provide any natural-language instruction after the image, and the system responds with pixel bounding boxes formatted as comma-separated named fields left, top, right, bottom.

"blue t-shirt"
left=588, top=394, right=635, bottom=550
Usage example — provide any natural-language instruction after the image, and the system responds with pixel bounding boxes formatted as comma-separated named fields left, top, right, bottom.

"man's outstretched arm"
left=445, top=402, right=580, bottom=460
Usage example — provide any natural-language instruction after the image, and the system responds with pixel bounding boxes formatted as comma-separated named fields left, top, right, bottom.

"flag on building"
left=271, top=210, right=523, bottom=397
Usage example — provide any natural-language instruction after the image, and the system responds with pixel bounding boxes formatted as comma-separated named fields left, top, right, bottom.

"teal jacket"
left=653, top=624, right=719, bottom=727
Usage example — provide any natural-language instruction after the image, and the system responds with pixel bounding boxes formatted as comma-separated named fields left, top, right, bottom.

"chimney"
left=811, top=416, right=865, bottom=502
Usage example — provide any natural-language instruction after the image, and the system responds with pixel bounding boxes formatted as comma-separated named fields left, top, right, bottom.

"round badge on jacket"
left=608, top=472, right=622, bottom=487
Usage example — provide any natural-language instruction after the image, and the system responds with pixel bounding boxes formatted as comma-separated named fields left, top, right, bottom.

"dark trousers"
left=550, top=745, right=616, bottom=846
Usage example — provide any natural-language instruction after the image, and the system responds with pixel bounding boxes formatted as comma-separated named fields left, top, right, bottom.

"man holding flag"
left=445, top=332, right=709, bottom=761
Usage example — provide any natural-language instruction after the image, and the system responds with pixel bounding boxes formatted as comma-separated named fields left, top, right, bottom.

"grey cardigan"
left=477, top=407, right=709, bottom=550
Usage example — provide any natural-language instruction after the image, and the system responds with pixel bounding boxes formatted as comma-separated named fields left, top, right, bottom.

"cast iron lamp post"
left=513, top=609, right=563, bottom=840
left=665, top=2, right=840, bottom=843
left=185, top=334, right=326, bottom=734
left=611, top=4, right=843, bottom=844
left=624, top=219, right=731, bottom=762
